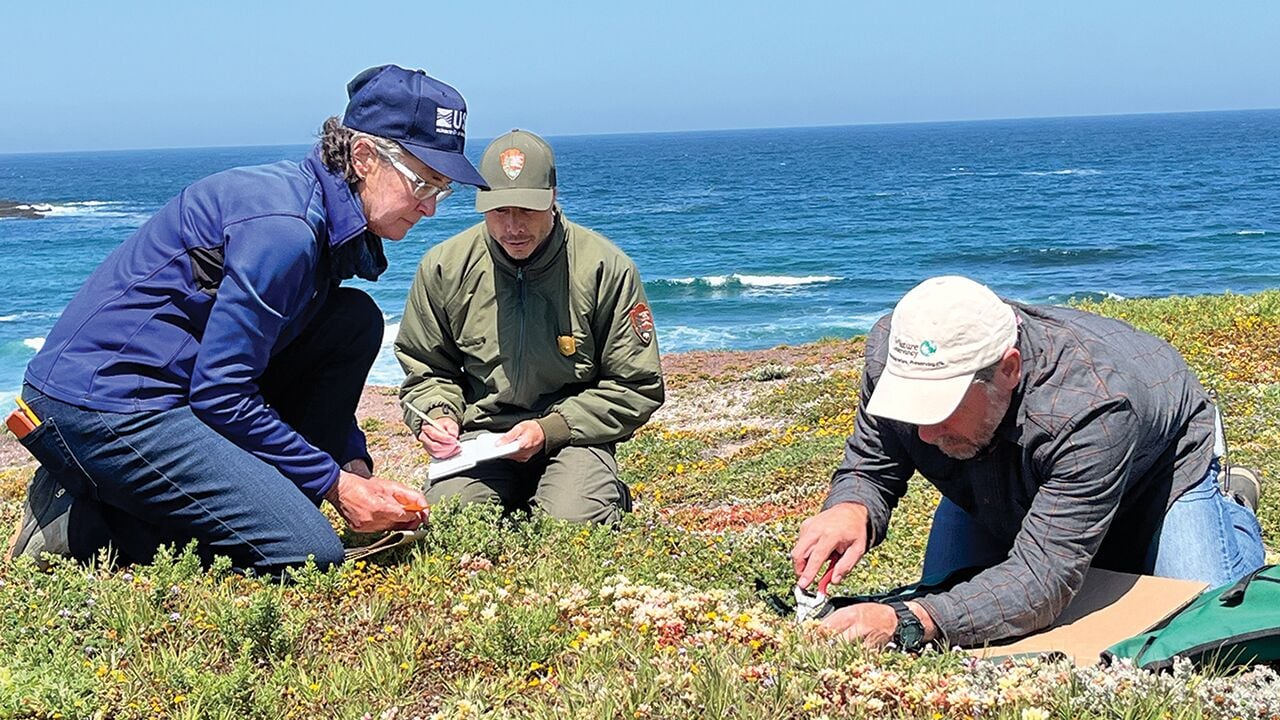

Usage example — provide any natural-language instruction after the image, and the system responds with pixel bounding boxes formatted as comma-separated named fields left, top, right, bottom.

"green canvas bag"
left=1103, top=564, right=1280, bottom=671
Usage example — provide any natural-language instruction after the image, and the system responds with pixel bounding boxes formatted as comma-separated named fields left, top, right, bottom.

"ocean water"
left=1, top=110, right=1278, bottom=400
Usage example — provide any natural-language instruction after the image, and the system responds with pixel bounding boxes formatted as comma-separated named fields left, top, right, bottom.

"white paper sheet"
left=427, top=432, right=522, bottom=481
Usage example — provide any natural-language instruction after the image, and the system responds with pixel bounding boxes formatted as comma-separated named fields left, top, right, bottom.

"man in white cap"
left=395, top=130, right=664, bottom=524
left=791, top=275, right=1264, bottom=650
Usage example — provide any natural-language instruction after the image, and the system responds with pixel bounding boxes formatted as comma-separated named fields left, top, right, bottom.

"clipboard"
left=343, top=528, right=429, bottom=562
left=427, top=432, right=521, bottom=481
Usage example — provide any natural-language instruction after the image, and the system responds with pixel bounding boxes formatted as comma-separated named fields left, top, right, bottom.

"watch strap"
left=886, top=600, right=927, bottom=652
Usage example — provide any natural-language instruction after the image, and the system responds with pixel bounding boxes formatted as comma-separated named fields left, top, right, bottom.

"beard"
left=932, top=384, right=1010, bottom=459
left=934, top=435, right=993, bottom=460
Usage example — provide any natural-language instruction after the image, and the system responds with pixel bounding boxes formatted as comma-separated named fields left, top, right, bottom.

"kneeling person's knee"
left=536, top=494, right=626, bottom=525
left=532, top=446, right=628, bottom=525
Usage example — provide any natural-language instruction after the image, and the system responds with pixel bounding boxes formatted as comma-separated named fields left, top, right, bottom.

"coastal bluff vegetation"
left=0, top=291, right=1277, bottom=718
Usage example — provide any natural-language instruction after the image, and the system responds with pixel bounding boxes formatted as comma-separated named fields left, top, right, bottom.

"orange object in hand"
left=399, top=500, right=428, bottom=513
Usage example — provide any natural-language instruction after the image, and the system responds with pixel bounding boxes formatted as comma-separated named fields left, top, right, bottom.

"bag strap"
left=1220, top=564, right=1277, bottom=607
left=829, top=565, right=986, bottom=608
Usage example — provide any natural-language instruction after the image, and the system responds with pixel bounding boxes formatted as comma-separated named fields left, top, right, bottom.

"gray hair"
left=973, top=335, right=1020, bottom=383
left=319, top=117, right=407, bottom=185
left=972, top=358, right=1003, bottom=384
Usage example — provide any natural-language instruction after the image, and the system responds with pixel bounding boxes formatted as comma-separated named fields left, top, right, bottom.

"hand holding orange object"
left=326, top=473, right=429, bottom=532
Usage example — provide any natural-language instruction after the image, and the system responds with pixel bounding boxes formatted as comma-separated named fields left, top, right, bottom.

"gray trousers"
left=424, top=439, right=629, bottom=525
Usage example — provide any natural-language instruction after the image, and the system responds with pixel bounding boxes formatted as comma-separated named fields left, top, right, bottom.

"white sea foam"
left=661, top=325, right=740, bottom=349
left=366, top=354, right=404, bottom=387
left=0, top=311, right=59, bottom=323
left=381, top=321, right=400, bottom=346
left=1059, top=290, right=1127, bottom=302
left=732, top=274, right=843, bottom=288
left=39, top=201, right=148, bottom=220
left=1236, top=230, right=1267, bottom=236
left=23, top=337, right=45, bottom=352
left=663, top=274, right=841, bottom=288
left=40, top=201, right=123, bottom=215
left=805, top=313, right=886, bottom=331
left=364, top=321, right=404, bottom=387
left=1021, top=168, right=1102, bottom=176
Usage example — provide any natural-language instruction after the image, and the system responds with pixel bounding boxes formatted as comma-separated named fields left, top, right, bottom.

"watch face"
left=895, top=619, right=925, bottom=650
left=890, top=603, right=927, bottom=651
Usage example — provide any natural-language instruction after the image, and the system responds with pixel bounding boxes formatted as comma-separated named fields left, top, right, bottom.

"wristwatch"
left=885, top=601, right=927, bottom=652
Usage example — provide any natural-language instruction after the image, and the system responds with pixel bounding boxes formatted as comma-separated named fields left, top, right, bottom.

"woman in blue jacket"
left=8, top=65, right=487, bottom=574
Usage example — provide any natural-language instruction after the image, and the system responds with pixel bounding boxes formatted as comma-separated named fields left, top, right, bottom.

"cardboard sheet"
left=969, top=568, right=1207, bottom=666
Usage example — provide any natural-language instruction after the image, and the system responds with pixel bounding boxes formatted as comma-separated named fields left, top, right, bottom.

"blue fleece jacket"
left=25, top=146, right=383, bottom=501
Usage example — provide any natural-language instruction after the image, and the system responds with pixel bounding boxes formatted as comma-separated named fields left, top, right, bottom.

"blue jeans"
left=921, top=461, right=1265, bottom=587
left=19, top=287, right=381, bottom=575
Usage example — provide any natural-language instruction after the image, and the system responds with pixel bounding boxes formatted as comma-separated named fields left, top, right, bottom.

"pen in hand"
left=403, top=401, right=461, bottom=457
left=402, top=401, right=447, bottom=433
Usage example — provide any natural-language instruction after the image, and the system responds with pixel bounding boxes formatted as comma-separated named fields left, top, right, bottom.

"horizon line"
left=3, top=105, right=1278, bottom=157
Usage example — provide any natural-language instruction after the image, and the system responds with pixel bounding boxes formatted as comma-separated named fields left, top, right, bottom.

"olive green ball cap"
left=475, top=129, right=557, bottom=213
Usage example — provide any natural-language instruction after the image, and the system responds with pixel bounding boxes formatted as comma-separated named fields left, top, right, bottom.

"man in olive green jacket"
left=395, top=130, right=664, bottom=524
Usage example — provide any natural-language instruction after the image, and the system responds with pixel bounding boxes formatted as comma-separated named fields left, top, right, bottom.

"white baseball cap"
left=865, top=276, right=1017, bottom=426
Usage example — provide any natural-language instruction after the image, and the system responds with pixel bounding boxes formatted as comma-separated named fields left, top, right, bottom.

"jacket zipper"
left=516, top=267, right=526, bottom=391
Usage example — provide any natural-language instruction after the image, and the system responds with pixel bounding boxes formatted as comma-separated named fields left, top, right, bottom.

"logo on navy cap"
left=436, top=108, right=466, bottom=137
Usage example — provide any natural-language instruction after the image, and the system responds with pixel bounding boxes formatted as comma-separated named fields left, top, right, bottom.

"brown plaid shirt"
left=824, top=303, right=1216, bottom=645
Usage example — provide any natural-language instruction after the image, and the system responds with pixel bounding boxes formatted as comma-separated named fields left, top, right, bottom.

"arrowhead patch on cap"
left=500, top=148, right=525, bottom=180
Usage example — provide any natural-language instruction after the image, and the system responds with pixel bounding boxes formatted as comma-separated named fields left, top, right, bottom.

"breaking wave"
left=652, top=274, right=842, bottom=289
left=1020, top=168, right=1102, bottom=176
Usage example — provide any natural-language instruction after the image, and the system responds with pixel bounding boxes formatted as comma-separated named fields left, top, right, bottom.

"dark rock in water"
left=0, top=200, right=53, bottom=219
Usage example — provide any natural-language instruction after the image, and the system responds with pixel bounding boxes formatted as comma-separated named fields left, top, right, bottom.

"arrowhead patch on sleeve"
left=628, top=302, right=655, bottom=345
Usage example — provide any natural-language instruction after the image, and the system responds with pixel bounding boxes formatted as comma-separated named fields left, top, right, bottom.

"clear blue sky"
left=4, top=0, right=1278, bottom=153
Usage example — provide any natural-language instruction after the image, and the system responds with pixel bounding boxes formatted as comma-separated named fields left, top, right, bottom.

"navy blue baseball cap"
left=343, top=65, right=488, bottom=189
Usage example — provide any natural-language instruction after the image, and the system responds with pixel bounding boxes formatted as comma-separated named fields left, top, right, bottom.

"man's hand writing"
left=418, top=416, right=461, bottom=459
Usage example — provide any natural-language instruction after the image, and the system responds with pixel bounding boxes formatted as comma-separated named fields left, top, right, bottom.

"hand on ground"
left=820, top=602, right=897, bottom=648
left=820, top=601, right=937, bottom=650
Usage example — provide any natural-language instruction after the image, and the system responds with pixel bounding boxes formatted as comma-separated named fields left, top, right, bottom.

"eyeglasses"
left=372, top=144, right=453, bottom=204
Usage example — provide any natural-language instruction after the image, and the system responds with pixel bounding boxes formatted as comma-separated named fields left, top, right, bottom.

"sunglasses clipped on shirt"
left=373, top=144, right=453, bottom=204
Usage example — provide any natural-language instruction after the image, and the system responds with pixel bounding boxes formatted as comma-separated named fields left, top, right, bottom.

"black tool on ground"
left=754, top=578, right=796, bottom=617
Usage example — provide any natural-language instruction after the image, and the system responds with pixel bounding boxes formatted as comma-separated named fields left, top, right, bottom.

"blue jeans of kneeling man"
left=18, top=287, right=382, bottom=575
left=921, top=460, right=1265, bottom=587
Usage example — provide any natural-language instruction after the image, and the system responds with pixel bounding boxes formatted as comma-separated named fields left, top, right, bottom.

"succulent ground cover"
left=1, top=291, right=1279, bottom=719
